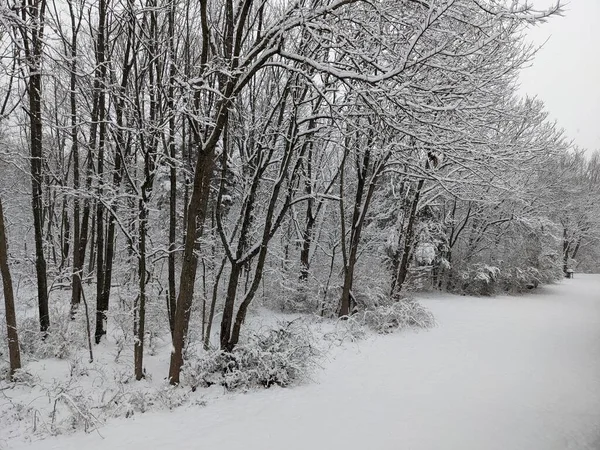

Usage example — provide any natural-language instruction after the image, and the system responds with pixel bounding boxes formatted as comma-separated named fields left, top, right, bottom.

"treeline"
left=2, top=0, right=598, bottom=383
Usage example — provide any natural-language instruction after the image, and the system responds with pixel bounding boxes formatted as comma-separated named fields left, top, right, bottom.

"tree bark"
left=20, top=0, right=50, bottom=333
left=0, top=197, right=22, bottom=379
left=394, top=178, right=425, bottom=296
left=68, top=0, right=82, bottom=316
left=134, top=200, right=148, bottom=380
left=29, top=67, right=50, bottom=334
left=220, top=262, right=242, bottom=350
left=167, top=145, right=214, bottom=384
left=167, top=0, right=177, bottom=337
left=93, top=0, right=109, bottom=344
left=339, top=134, right=377, bottom=317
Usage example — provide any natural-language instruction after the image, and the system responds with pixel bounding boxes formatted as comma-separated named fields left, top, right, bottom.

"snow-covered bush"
left=182, top=321, right=319, bottom=390
left=49, top=391, right=99, bottom=435
left=324, top=316, right=367, bottom=344
left=19, top=304, right=89, bottom=360
left=450, top=264, right=501, bottom=296
left=261, top=271, right=323, bottom=314
left=277, top=289, right=321, bottom=314
left=496, top=266, right=540, bottom=292
left=361, top=299, right=436, bottom=334
left=450, top=256, right=562, bottom=296
left=106, top=387, right=190, bottom=418
left=9, top=368, right=36, bottom=385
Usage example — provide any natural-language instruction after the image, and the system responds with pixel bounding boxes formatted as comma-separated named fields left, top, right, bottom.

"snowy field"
left=6, top=275, right=600, bottom=450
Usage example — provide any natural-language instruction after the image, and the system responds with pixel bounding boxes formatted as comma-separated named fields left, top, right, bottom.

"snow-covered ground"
left=6, top=275, right=600, bottom=450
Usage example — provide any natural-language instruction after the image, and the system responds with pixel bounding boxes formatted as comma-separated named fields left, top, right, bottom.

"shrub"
left=49, top=391, right=99, bottom=435
left=323, top=316, right=367, bottom=344
left=361, top=299, right=436, bottom=334
left=451, top=259, right=563, bottom=296
left=182, top=320, right=319, bottom=390
left=451, top=264, right=500, bottom=296
left=106, top=387, right=190, bottom=418
left=277, top=290, right=321, bottom=314
left=19, top=303, right=89, bottom=360
left=497, top=266, right=541, bottom=292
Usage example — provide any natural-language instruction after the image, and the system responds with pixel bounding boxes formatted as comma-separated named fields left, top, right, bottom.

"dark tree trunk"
left=72, top=149, right=94, bottom=309
left=93, top=0, right=108, bottom=344
left=394, top=178, right=425, bottom=295
left=94, top=191, right=105, bottom=343
left=203, top=257, right=226, bottom=350
left=69, top=0, right=82, bottom=316
left=167, top=0, right=177, bottom=337
left=339, top=137, right=376, bottom=317
left=134, top=0, right=159, bottom=379
left=97, top=143, right=124, bottom=339
left=134, top=200, right=148, bottom=380
left=299, top=216, right=315, bottom=281
left=29, top=72, right=50, bottom=334
left=20, top=0, right=50, bottom=333
left=87, top=204, right=96, bottom=274
left=167, top=146, right=214, bottom=384
left=220, top=262, right=242, bottom=350
left=60, top=197, right=70, bottom=270
left=299, top=145, right=315, bottom=281
left=0, top=197, right=21, bottom=379
left=562, top=228, right=570, bottom=274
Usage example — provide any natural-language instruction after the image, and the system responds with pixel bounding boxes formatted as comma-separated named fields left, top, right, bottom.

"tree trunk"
left=394, top=178, right=425, bottom=296
left=94, top=199, right=105, bottom=343
left=219, top=262, right=242, bottom=350
left=299, top=215, right=315, bottom=281
left=167, top=136, right=217, bottom=384
left=87, top=205, right=96, bottom=274
left=339, top=136, right=376, bottom=317
left=29, top=72, right=50, bottom=334
left=562, top=228, right=570, bottom=274
left=299, top=145, right=315, bottom=281
left=203, top=257, right=226, bottom=350
left=68, top=0, right=82, bottom=316
left=93, top=0, right=108, bottom=344
left=134, top=200, right=148, bottom=380
left=167, top=0, right=177, bottom=337
left=0, top=197, right=22, bottom=379
left=97, top=144, right=124, bottom=340
left=19, top=0, right=50, bottom=337
left=21, top=0, right=50, bottom=332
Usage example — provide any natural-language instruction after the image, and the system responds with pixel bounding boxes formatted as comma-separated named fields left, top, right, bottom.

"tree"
left=16, top=0, right=50, bottom=334
left=0, top=196, right=21, bottom=379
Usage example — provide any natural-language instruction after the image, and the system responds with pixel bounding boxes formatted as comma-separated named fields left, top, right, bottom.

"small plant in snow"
left=323, top=316, right=367, bottom=344
left=50, top=391, right=99, bottom=435
left=182, top=320, right=319, bottom=390
left=19, top=303, right=89, bottom=359
left=9, top=367, right=36, bottom=385
left=361, top=298, right=436, bottom=334
left=456, top=264, right=501, bottom=296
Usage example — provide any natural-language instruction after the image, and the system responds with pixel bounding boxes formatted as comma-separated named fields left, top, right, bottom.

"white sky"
left=519, top=0, right=600, bottom=151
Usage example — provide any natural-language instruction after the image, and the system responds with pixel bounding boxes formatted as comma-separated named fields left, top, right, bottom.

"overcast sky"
left=519, top=0, right=600, bottom=152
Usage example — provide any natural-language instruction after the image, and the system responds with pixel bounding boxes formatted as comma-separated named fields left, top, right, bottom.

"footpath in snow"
left=10, top=275, right=600, bottom=450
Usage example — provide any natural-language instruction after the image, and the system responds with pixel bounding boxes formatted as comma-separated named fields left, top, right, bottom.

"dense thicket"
left=2, top=0, right=599, bottom=384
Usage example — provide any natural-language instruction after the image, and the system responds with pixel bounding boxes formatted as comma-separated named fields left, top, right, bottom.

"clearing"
left=8, top=275, right=600, bottom=450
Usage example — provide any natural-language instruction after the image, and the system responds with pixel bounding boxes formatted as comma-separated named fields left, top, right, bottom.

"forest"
left=1, top=0, right=600, bottom=441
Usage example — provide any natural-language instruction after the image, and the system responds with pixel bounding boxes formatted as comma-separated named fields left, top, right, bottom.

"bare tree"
left=17, top=0, right=50, bottom=334
left=0, top=196, right=21, bottom=379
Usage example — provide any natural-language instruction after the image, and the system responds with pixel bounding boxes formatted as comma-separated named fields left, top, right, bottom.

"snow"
left=7, top=275, right=600, bottom=450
